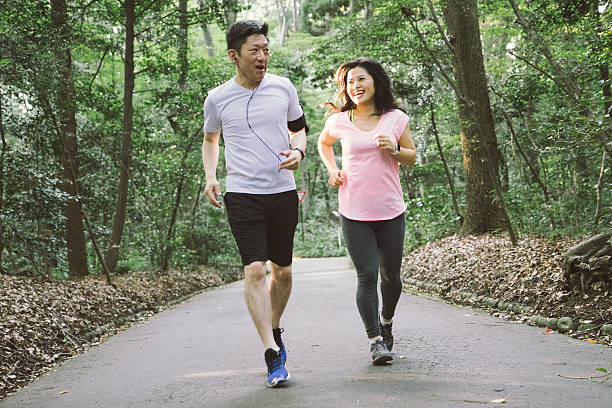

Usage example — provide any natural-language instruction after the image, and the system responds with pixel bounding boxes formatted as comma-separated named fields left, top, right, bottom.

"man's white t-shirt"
left=204, top=73, right=304, bottom=194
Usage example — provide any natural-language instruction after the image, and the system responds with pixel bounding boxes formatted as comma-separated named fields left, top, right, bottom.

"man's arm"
left=202, top=130, right=222, bottom=208
left=279, top=127, right=307, bottom=171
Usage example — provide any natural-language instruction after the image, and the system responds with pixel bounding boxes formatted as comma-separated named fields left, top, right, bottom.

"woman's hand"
left=373, top=134, right=397, bottom=153
left=328, top=169, right=344, bottom=187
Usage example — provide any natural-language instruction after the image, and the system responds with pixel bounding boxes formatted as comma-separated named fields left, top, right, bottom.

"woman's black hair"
left=226, top=20, right=268, bottom=54
left=330, top=58, right=402, bottom=116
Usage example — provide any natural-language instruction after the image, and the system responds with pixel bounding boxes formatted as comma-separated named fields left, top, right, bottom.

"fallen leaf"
left=491, top=398, right=507, bottom=403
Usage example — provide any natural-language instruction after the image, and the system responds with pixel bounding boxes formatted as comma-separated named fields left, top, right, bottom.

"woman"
left=317, top=58, right=416, bottom=364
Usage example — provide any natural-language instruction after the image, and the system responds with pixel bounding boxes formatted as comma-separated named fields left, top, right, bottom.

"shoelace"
left=268, top=353, right=282, bottom=373
left=372, top=341, right=385, bottom=352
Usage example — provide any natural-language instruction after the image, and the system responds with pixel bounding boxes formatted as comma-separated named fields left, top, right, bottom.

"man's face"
left=235, top=34, right=269, bottom=84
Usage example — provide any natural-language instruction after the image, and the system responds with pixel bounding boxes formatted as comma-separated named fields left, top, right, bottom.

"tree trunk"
left=50, top=0, right=89, bottom=277
left=442, top=0, right=511, bottom=237
left=225, top=10, right=236, bottom=27
left=0, top=92, right=6, bottom=272
left=300, top=155, right=310, bottom=215
left=276, top=0, right=288, bottom=47
left=493, top=96, right=550, bottom=202
left=364, top=0, right=373, bottom=19
left=430, top=103, right=462, bottom=224
left=105, top=0, right=135, bottom=273
left=594, top=151, right=606, bottom=227
left=197, top=0, right=215, bottom=57
left=600, top=64, right=611, bottom=118
left=161, top=0, right=192, bottom=271
left=292, top=0, right=299, bottom=32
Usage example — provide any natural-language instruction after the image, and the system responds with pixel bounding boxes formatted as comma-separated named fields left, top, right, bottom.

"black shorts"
left=224, top=190, right=298, bottom=266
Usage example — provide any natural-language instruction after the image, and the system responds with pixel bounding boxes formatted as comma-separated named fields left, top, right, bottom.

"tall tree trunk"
left=442, top=0, right=514, bottom=240
left=594, top=151, right=606, bottom=227
left=50, top=0, right=89, bottom=277
left=430, top=103, right=463, bottom=224
left=292, top=0, right=299, bottom=32
left=161, top=0, right=191, bottom=271
left=105, top=0, right=135, bottom=273
left=0, top=92, right=6, bottom=272
left=225, top=10, right=236, bottom=27
left=600, top=64, right=611, bottom=118
left=276, top=0, right=288, bottom=47
left=300, top=156, right=310, bottom=214
left=197, top=0, right=215, bottom=57
left=364, top=1, right=373, bottom=19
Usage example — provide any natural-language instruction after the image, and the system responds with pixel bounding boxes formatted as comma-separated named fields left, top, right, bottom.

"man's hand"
left=278, top=149, right=302, bottom=171
left=204, top=180, right=223, bottom=208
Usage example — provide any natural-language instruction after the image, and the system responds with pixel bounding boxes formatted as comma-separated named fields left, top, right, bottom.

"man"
left=202, top=20, right=308, bottom=388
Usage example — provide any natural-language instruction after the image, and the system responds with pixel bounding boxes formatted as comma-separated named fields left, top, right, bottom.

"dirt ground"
left=400, top=233, right=611, bottom=347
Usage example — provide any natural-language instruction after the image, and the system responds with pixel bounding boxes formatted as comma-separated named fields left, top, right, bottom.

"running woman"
left=202, top=21, right=308, bottom=387
left=317, top=58, right=416, bottom=364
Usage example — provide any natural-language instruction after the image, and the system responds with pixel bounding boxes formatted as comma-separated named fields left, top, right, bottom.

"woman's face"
left=346, top=66, right=375, bottom=107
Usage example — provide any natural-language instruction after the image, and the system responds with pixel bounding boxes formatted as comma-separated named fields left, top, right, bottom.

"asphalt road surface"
left=2, top=257, right=610, bottom=407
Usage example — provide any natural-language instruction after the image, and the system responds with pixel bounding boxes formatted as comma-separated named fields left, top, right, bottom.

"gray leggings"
left=340, top=213, right=405, bottom=339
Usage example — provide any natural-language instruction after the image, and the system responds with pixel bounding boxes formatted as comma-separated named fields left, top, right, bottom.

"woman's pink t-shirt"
left=324, top=109, right=409, bottom=221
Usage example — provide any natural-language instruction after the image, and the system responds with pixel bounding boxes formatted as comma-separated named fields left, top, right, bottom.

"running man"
left=202, top=20, right=308, bottom=387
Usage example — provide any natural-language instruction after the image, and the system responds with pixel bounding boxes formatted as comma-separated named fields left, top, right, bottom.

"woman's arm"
left=393, top=123, right=417, bottom=167
left=317, top=128, right=344, bottom=187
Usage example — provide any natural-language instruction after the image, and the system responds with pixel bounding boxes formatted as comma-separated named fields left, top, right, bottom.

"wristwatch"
left=391, top=143, right=400, bottom=156
left=293, top=147, right=305, bottom=160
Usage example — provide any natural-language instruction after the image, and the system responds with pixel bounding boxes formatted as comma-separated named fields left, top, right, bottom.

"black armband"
left=288, top=114, right=309, bottom=133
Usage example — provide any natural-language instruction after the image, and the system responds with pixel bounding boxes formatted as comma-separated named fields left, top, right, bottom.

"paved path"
left=2, top=257, right=610, bottom=407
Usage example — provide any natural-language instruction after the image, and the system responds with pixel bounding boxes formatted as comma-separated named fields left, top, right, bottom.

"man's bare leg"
left=243, top=261, right=277, bottom=350
left=269, top=262, right=292, bottom=328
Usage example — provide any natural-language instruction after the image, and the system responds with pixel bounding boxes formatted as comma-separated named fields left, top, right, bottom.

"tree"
left=440, top=0, right=516, bottom=240
left=50, top=0, right=89, bottom=276
left=105, top=0, right=136, bottom=273
left=198, top=0, right=216, bottom=57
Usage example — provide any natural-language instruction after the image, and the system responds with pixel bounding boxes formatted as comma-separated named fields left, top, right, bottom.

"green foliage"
left=403, top=185, right=462, bottom=250
left=1, top=0, right=610, bottom=279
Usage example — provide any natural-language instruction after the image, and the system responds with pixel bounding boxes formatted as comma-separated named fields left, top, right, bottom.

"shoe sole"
left=267, top=372, right=291, bottom=388
left=372, top=354, right=393, bottom=365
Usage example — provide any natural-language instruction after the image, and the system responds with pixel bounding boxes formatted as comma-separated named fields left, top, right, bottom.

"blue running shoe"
left=264, top=348, right=290, bottom=387
left=273, top=328, right=287, bottom=365
left=279, top=341, right=287, bottom=366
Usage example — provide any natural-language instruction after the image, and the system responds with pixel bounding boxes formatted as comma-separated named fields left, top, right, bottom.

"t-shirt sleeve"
left=285, top=78, right=304, bottom=122
left=203, top=93, right=221, bottom=133
left=323, top=114, right=339, bottom=139
left=393, top=110, right=410, bottom=142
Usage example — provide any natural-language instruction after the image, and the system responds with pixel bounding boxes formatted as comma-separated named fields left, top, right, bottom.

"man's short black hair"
left=226, top=20, right=269, bottom=53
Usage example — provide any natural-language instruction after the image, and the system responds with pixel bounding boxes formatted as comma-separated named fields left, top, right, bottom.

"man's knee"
left=271, top=264, right=292, bottom=284
left=244, top=261, right=267, bottom=283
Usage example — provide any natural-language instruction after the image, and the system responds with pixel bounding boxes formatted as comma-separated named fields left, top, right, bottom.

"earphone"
left=246, top=86, right=285, bottom=170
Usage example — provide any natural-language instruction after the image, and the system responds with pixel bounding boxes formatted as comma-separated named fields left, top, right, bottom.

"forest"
left=0, top=0, right=610, bottom=280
